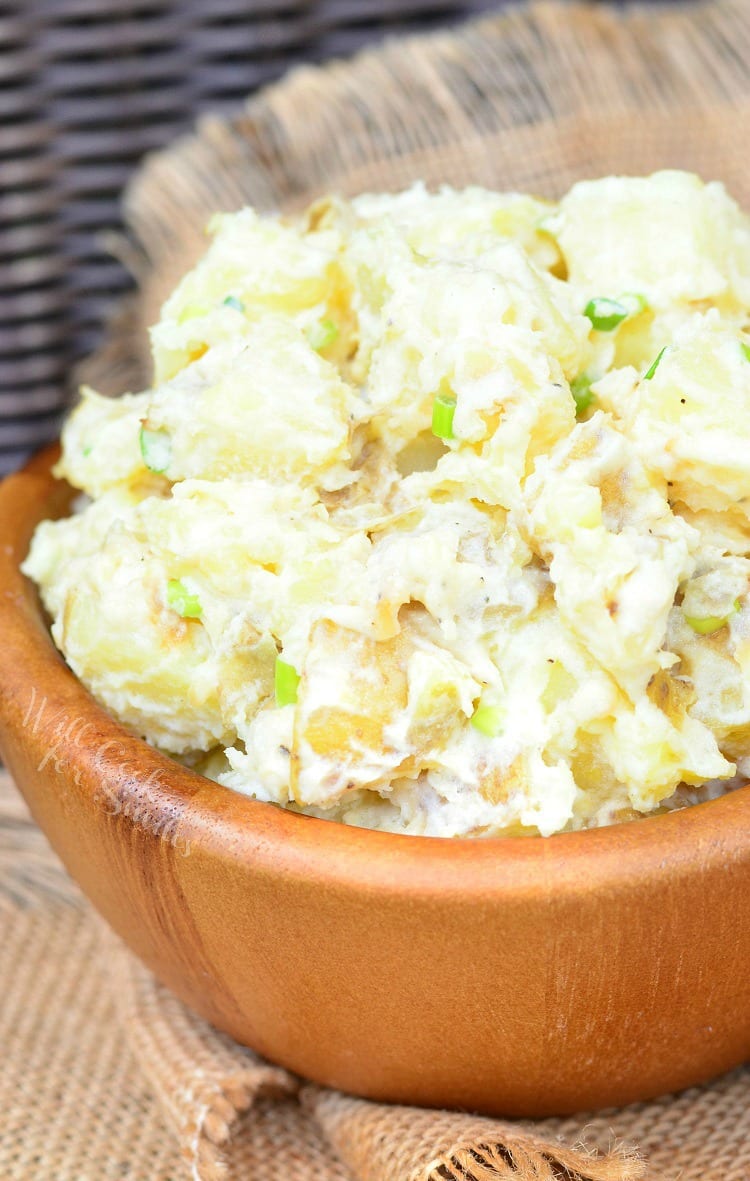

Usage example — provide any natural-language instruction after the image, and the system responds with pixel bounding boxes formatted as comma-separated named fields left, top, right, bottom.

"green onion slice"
left=139, top=426, right=172, bottom=474
left=741, top=341, right=750, bottom=362
left=570, top=375, right=595, bottom=417
left=432, top=391, right=457, bottom=439
left=643, top=347, right=667, bottom=381
left=584, top=297, right=629, bottom=332
left=471, top=702, right=504, bottom=737
left=306, top=319, right=339, bottom=350
left=223, top=295, right=245, bottom=313
left=166, top=579, right=202, bottom=619
left=275, top=657, right=300, bottom=707
left=584, top=293, right=648, bottom=332
left=685, top=599, right=740, bottom=635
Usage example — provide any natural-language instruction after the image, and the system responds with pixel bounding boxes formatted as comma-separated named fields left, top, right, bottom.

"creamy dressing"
left=23, top=171, right=750, bottom=836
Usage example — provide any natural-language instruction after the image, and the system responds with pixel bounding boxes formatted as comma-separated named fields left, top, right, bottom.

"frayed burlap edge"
left=303, top=1088, right=646, bottom=1181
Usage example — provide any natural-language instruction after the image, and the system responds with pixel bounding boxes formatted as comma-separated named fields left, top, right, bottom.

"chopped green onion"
left=222, top=295, right=245, bottom=313
left=82, top=444, right=93, bottom=458
left=570, top=375, right=595, bottom=416
left=471, top=703, right=504, bottom=737
left=432, top=392, right=457, bottom=439
left=139, top=426, right=172, bottom=474
left=741, top=341, right=750, bottom=362
left=685, top=599, right=739, bottom=635
left=584, top=297, right=629, bottom=332
left=643, top=347, right=667, bottom=381
left=306, top=319, right=339, bottom=350
left=166, top=579, right=202, bottom=619
left=275, top=657, right=300, bottom=706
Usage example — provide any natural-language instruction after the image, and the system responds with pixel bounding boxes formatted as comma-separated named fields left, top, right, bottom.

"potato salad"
left=24, top=171, right=750, bottom=837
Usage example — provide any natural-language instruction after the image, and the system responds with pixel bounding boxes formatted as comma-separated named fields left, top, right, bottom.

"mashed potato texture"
left=24, top=171, right=750, bottom=836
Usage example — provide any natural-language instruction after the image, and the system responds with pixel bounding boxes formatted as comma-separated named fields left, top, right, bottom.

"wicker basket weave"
left=1, top=0, right=498, bottom=476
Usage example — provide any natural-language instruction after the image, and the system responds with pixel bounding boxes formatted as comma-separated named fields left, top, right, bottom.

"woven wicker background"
left=2, top=0, right=508, bottom=477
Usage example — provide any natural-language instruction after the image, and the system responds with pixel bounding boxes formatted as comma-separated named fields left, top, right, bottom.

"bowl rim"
left=3, top=444, right=750, bottom=899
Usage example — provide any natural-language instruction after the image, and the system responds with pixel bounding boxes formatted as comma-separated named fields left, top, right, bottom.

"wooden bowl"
left=2, top=446, right=750, bottom=1118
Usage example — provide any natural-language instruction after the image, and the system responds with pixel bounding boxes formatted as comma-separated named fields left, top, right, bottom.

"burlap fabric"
left=5, top=1, right=750, bottom=1176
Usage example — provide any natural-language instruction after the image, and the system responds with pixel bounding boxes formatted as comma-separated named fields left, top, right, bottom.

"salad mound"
left=24, top=171, right=750, bottom=837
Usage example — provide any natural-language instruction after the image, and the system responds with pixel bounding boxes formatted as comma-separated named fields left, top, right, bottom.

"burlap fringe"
left=302, top=1088, right=644, bottom=1181
left=425, top=1138, right=644, bottom=1181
